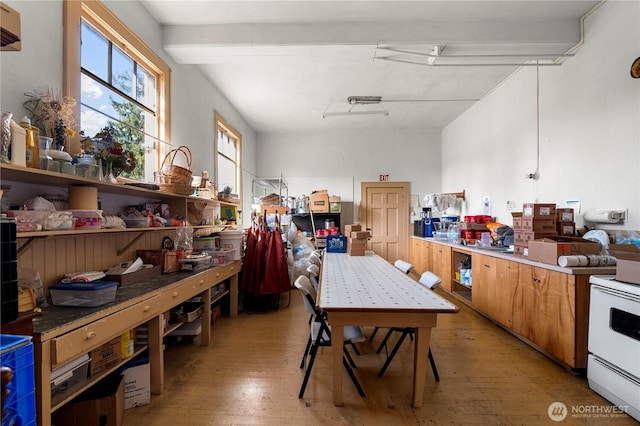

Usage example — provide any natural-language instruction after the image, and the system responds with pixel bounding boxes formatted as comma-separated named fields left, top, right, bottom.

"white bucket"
left=219, top=229, right=243, bottom=260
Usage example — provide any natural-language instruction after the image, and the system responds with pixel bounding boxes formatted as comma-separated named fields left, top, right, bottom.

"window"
left=214, top=113, right=242, bottom=201
left=64, top=0, right=171, bottom=181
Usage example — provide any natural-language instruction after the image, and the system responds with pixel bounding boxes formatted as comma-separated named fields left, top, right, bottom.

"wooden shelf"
left=51, top=345, right=147, bottom=412
left=0, top=163, right=221, bottom=204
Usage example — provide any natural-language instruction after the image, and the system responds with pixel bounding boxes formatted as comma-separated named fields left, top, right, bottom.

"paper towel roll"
left=68, top=186, right=98, bottom=210
left=584, top=210, right=619, bottom=223
left=558, top=255, right=617, bottom=267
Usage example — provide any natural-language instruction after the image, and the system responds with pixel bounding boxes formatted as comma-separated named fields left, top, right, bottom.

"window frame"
left=214, top=112, right=242, bottom=205
left=63, top=0, right=171, bottom=165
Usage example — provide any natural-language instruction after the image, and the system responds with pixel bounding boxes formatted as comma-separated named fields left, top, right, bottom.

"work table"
left=32, top=261, right=240, bottom=426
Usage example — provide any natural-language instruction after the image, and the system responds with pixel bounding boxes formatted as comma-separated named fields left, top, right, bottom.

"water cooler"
left=414, top=208, right=440, bottom=238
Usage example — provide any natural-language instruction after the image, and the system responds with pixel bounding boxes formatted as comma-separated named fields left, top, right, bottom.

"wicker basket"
left=158, top=182, right=194, bottom=196
left=160, top=146, right=192, bottom=184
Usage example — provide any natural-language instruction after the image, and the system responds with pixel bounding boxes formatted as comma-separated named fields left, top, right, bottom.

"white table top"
left=319, top=251, right=459, bottom=313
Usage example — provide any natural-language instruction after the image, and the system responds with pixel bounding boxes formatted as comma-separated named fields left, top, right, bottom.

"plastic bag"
left=18, top=267, right=47, bottom=307
left=292, top=233, right=314, bottom=260
left=175, top=223, right=193, bottom=252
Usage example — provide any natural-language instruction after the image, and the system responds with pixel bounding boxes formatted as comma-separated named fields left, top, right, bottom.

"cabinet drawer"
left=51, top=295, right=162, bottom=367
left=209, top=263, right=238, bottom=283
left=160, top=276, right=206, bottom=310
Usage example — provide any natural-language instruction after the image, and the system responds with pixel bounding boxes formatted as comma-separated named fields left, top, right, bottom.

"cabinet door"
left=430, top=243, right=452, bottom=291
left=513, top=264, right=576, bottom=366
left=471, top=254, right=491, bottom=313
left=410, top=239, right=430, bottom=274
left=491, top=258, right=519, bottom=328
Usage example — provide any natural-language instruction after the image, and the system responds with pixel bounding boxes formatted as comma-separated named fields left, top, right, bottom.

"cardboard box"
left=52, top=374, right=124, bottom=426
left=511, top=212, right=523, bottom=230
left=522, top=203, right=556, bottom=219
left=329, top=196, right=341, bottom=213
left=609, top=244, right=640, bottom=285
left=513, top=231, right=557, bottom=246
left=90, top=337, right=122, bottom=377
left=104, top=265, right=161, bottom=287
left=136, top=250, right=179, bottom=273
left=556, top=222, right=575, bottom=236
left=344, top=224, right=361, bottom=233
left=123, top=362, right=150, bottom=409
left=350, top=231, right=370, bottom=239
left=260, top=204, right=289, bottom=215
left=522, top=218, right=557, bottom=233
left=527, top=237, right=600, bottom=265
left=556, top=208, right=575, bottom=223
left=310, top=190, right=329, bottom=213
left=514, top=244, right=527, bottom=257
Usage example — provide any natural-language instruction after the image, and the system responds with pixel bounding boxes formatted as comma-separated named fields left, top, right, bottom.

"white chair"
left=306, top=264, right=320, bottom=291
left=375, top=268, right=441, bottom=380
left=294, top=275, right=366, bottom=399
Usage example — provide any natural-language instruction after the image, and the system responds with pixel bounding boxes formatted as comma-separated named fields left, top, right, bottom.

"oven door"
left=589, top=277, right=640, bottom=377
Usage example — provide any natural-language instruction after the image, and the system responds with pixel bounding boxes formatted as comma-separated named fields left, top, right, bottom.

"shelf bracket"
left=17, top=237, right=44, bottom=257
left=117, top=231, right=147, bottom=256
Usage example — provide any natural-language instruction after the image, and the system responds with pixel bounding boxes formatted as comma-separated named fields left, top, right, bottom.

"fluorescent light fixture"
left=322, top=109, right=389, bottom=118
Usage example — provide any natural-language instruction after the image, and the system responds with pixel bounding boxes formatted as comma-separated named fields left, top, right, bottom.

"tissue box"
left=104, top=265, right=161, bottom=287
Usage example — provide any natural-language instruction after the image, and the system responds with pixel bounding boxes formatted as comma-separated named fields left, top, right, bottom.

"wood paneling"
left=18, top=231, right=173, bottom=295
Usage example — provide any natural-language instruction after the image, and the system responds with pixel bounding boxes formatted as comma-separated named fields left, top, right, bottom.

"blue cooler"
left=425, top=217, right=440, bottom=238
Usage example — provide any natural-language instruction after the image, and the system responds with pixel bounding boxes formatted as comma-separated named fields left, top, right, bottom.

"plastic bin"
left=208, top=249, right=234, bottom=266
left=50, top=353, right=90, bottom=398
left=218, top=229, right=243, bottom=260
left=0, top=334, right=36, bottom=426
left=49, top=281, right=118, bottom=307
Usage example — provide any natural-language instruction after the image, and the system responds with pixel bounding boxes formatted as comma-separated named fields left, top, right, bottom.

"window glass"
left=111, top=45, right=135, bottom=98
left=218, top=155, right=236, bottom=193
left=80, top=21, right=108, bottom=81
left=136, top=66, right=156, bottom=110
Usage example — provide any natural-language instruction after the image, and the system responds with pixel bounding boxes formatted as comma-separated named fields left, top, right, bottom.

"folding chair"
left=294, top=276, right=366, bottom=399
left=376, top=271, right=441, bottom=381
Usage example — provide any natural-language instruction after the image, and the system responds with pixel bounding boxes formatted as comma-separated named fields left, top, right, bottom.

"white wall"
left=256, top=128, right=442, bottom=223
left=0, top=0, right=258, bottom=226
left=443, top=1, right=640, bottom=231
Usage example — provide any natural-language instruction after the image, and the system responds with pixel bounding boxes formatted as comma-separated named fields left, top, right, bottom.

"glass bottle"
left=19, top=117, right=39, bottom=169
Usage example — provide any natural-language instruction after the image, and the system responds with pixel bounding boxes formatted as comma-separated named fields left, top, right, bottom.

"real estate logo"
left=548, top=401, right=568, bottom=422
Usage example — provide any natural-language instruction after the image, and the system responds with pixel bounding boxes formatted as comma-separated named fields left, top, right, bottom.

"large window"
left=214, top=113, right=242, bottom=201
left=64, top=0, right=171, bottom=181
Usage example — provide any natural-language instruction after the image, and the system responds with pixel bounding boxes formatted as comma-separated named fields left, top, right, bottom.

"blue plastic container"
left=326, top=235, right=347, bottom=253
left=1, top=334, right=36, bottom=426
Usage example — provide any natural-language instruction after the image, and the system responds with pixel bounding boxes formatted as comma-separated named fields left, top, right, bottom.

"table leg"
left=412, top=326, right=432, bottom=407
left=332, top=325, right=344, bottom=406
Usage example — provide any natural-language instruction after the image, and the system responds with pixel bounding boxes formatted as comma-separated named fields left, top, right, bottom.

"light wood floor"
left=123, top=289, right=636, bottom=425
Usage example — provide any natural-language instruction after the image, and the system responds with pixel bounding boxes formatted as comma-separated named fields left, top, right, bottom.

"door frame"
left=360, top=181, right=410, bottom=261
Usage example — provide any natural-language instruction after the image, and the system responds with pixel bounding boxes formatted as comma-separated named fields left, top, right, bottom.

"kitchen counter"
left=411, top=236, right=616, bottom=275
left=410, top=236, right=614, bottom=370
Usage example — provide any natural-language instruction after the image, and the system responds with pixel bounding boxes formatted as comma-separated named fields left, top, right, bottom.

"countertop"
left=412, top=235, right=617, bottom=275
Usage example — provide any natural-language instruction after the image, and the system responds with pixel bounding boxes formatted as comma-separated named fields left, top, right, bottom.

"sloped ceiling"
left=140, top=0, right=601, bottom=133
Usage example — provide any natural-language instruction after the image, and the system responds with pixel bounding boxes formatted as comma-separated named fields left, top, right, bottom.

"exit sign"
left=379, top=174, right=389, bottom=182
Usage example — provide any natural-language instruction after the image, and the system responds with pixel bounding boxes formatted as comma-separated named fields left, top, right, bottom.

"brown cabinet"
left=512, top=264, right=576, bottom=366
left=409, top=237, right=612, bottom=370
left=471, top=254, right=518, bottom=328
left=410, top=238, right=430, bottom=274
left=429, top=241, right=452, bottom=291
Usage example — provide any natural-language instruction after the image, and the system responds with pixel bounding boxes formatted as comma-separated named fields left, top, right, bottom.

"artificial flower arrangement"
left=24, top=88, right=77, bottom=150
left=80, top=125, right=136, bottom=179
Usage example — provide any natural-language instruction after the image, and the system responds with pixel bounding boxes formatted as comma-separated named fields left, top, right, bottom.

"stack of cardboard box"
left=345, top=224, right=369, bottom=256
left=513, top=203, right=558, bottom=257
left=556, top=208, right=575, bottom=236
